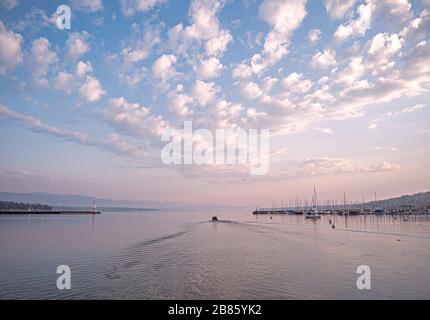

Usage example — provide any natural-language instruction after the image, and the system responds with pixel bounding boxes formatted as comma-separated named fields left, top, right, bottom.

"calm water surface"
left=1, top=210, right=430, bottom=299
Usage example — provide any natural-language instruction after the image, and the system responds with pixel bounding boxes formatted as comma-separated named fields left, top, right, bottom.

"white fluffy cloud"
left=334, top=0, right=374, bottom=43
left=308, top=29, right=322, bottom=44
left=102, top=97, right=167, bottom=139
left=194, top=57, right=223, bottom=79
left=167, top=0, right=232, bottom=58
left=324, top=0, right=357, bottom=20
left=311, top=48, right=337, bottom=69
left=70, top=0, right=103, bottom=12
left=191, top=80, right=218, bottom=106
left=367, top=33, right=404, bottom=71
left=66, top=32, right=91, bottom=60
left=53, top=72, right=74, bottom=94
left=152, top=54, right=177, bottom=81
left=28, top=37, right=57, bottom=87
left=241, top=82, right=263, bottom=100
left=79, top=76, right=105, bottom=103
left=119, top=28, right=160, bottom=67
left=233, top=0, right=308, bottom=78
left=282, top=72, right=312, bottom=93
left=120, top=0, right=166, bottom=16
left=0, top=104, right=144, bottom=158
left=168, top=88, right=193, bottom=117
left=0, top=20, right=23, bottom=75
left=281, top=157, right=401, bottom=177
left=76, top=60, right=93, bottom=77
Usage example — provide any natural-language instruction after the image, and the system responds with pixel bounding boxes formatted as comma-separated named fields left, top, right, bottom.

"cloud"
left=193, top=57, right=223, bottom=79
left=79, top=76, right=105, bottom=103
left=120, top=0, right=166, bottom=16
left=368, top=121, right=379, bottom=130
left=101, top=97, right=167, bottom=140
left=210, top=99, right=243, bottom=128
left=168, top=88, right=193, bottom=117
left=324, top=0, right=357, bottom=20
left=311, top=48, right=337, bottom=69
left=386, top=104, right=426, bottom=116
left=106, top=24, right=161, bottom=86
left=52, top=60, right=99, bottom=98
left=167, top=0, right=232, bottom=58
left=0, top=104, right=144, bottom=158
left=66, top=32, right=91, bottom=60
left=190, top=80, right=218, bottom=106
left=10, top=7, right=57, bottom=31
left=308, top=29, right=322, bottom=44
left=0, top=19, right=23, bottom=75
left=232, top=0, right=308, bottom=78
left=28, top=37, right=58, bottom=87
left=369, top=104, right=426, bottom=130
left=0, top=0, right=18, bottom=10
left=240, top=82, right=263, bottom=100
left=333, top=0, right=374, bottom=43
left=373, top=146, right=399, bottom=152
left=53, top=72, right=74, bottom=94
left=316, top=127, right=334, bottom=134
left=367, top=33, right=404, bottom=70
left=76, top=60, right=93, bottom=77
left=277, top=157, right=401, bottom=178
left=152, top=54, right=177, bottom=81
left=70, top=0, right=103, bottom=12
left=282, top=72, right=312, bottom=93
left=119, top=25, right=161, bottom=66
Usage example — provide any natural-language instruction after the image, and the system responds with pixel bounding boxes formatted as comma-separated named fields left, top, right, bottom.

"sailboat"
left=305, top=187, right=321, bottom=220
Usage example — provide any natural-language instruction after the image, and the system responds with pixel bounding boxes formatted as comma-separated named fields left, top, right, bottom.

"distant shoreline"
left=0, top=210, right=101, bottom=215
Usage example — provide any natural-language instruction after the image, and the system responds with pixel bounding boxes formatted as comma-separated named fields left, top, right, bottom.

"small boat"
left=305, top=209, right=321, bottom=220
left=212, top=216, right=219, bottom=222
left=305, top=187, right=321, bottom=220
left=305, top=214, right=321, bottom=220
left=372, top=208, right=384, bottom=215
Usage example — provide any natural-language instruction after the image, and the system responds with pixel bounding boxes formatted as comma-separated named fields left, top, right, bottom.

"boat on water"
left=305, top=212, right=321, bottom=220
left=349, top=210, right=361, bottom=216
left=212, top=216, right=219, bottom=222
left=305, top=187, right=322, bottom=220
left=372, top=208, right=385, bottom=215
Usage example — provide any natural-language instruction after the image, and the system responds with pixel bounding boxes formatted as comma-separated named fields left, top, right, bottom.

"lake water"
left=1, top=210, right=430, bottom=299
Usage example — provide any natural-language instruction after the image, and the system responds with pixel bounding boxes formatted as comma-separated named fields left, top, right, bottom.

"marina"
left=253, top=190, right=430, bottom=216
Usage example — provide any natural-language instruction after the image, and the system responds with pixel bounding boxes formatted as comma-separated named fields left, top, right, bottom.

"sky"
left=0, top=0, right=429, bottom=207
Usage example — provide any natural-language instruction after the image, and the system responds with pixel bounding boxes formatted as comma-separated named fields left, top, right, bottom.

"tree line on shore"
left=0, top=200, right=52, bottom=211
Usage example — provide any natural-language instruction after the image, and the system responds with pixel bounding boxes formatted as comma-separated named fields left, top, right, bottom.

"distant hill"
left=0, top=191, right=169, bottom=209
left=369, top=191, right=430, bottom=209
left=0, top=191, right=236, bottom=211
left=321, top=191, right=430, bottom=210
